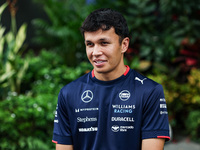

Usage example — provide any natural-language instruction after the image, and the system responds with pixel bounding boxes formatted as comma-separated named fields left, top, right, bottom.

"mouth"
left=93, top=60, right=107, bottom=67
left=95, top=61, right=104, bottom=64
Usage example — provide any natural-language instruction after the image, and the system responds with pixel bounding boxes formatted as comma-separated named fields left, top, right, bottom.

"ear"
left=121, top=37, right=130, bottom=53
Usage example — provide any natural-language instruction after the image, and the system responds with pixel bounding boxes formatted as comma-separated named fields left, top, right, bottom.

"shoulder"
left=130, top=70, right=165, bottom=109
left=131, top=69, right=160, bottom=87
left=130, top=69, right=164, bottom=95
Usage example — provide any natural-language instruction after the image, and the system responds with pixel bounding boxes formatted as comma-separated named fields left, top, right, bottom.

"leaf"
left=16, top=59, right=29, bottom=89
left=0, top=2, right=8, bottom=21
left=14, top=23, right=27, bottom=54
left=0, top=70, right=15, bottom=84
left=0, top=26, right=5, bottom=56
left=32, top=19, right=49, bottom=30
left=0, top=25, right=6, bottom=38
left=130, top=56, right=140, bottom=69
left=138, top=60, right=152, bottom=71
left=140, top=46, right=151, bottom=57
left=153, top=62, right=168, bottom=73
left=5, top=31, right=15, bottom=43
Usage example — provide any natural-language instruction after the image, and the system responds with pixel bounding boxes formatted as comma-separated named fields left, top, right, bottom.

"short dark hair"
left=80, top=8, right=129, bottom=43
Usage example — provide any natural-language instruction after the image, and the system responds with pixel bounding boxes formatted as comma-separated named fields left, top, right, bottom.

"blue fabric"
left=52, top=68, right=170, bottom=150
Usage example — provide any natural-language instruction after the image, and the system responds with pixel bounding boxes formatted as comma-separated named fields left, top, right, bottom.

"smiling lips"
left=93, top=60, right=107, bottom=67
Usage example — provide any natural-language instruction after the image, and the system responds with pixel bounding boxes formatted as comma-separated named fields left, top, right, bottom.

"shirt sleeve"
left=141, top=84, right=170, bottom=141
left=52, top=89, right=73, bottom=145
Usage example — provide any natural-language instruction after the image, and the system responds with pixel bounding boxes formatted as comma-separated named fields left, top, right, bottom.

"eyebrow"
left=99, top=38, right=109, bottom=41
left=85, top=40, right=92, bottom=43
left=85, top=38, right=110, bottom=43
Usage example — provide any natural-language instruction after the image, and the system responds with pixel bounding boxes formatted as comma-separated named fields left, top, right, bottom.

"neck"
left=93, top=65, right=128, bottom=81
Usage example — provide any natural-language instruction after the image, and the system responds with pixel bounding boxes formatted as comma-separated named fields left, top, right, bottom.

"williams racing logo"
left=112, top=105, right=135, bottom=114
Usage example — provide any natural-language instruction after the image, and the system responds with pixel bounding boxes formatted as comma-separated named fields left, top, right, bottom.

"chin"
left=94, top=67, right=112, bottom=74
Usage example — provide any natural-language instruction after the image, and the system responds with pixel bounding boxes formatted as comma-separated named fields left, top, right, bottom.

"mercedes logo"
left=81, top=90, right=93, bottom=103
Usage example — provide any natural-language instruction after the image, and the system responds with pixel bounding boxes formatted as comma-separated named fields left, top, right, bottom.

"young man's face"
left=84, top=27, right=129, bottom=80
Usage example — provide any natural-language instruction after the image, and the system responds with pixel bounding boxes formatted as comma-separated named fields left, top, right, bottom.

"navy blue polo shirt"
left=52, top=66, right=170, bottom=150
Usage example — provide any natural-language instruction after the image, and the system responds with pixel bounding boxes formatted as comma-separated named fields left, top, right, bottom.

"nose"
left=92, top=45, right=102, bottom=56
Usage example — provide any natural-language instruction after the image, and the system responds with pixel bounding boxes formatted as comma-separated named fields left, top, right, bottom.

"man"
left=52, top=8, right=170, bottom=150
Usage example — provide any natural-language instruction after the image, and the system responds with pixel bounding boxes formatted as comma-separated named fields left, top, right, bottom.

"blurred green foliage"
left=0, top=50, right=92, bottom=149
left=31, top=0, right=93, bottom=66
left=31, top=0, right=127, bottom=66
left=125, top=0, right=200, bottom=64
left=0, top=2, right=28, bottom=99
left=0, top=0, right=200, bottom=149
left=147, top=68, right=200, bottom=142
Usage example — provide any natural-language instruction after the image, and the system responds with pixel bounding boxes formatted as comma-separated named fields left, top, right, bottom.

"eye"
left=101, top=42, right=109, bottom=46
left=86, top=42, right=94, bottom=47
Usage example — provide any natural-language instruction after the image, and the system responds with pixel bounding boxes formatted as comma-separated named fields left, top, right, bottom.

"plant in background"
left=0, top=49, right=92, bottom=150
left=1, top=0, right=199, bottom=148
left=0, top=1, right=28, bottom=98
left=32, top=0, right=125, bottom=66
left=147, top=68, right=200, bottom=141
left=0, top=3, right=11, bottom=91
left=186, top=110, right=200, bottom=142
left=124, top=0, right=200, bottom=73
left=173, top=38, right=200, bottom=78
left=32, top=0, right=95, bottom=66
left=181, top=68, right=200, bottom=141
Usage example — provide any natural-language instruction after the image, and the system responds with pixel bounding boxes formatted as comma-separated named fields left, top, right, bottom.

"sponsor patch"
left=79, top=127, right=98, bottom=132
left=75, top=107, right=99, bottom=113
left=119, top=90, right=131, bottom=101
left=77, top=116, right=97, bottom=123
left=81, top=90, right=93, bottom=103
left=111, top=117, right=134, bottom=122
left=111, top=125, right=134, bottom=132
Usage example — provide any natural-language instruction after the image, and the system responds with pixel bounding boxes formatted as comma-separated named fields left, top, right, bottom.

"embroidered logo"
left=135, top=77, right=147, bottom=84
left=81, top=90, right=93, bottom=103
left=119, top=90, right=130, bottom=101
left=111, top=125, right=120, bottom=132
